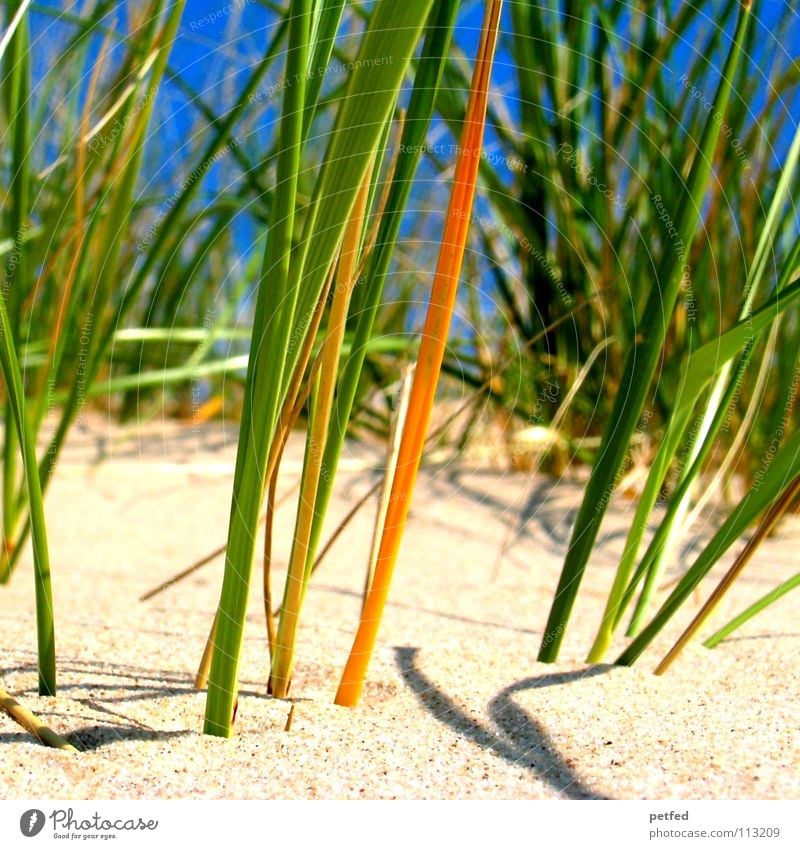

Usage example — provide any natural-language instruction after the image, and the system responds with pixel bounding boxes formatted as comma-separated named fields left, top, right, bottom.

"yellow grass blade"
left=0, top=686, right=77, bottom=752
left=270, top=162, right=374, bottom=698
left=335, top=0, right=503, bottom=707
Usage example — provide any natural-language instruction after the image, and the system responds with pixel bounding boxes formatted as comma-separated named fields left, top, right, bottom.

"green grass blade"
left=302, top=0, right=346, bottom=135
left=2, top=0, right=33, bottom=560
left=616, top=428, right=800, bottom=666
left=619, top=122, right=800, bottom=638
left=538, top=1, right=753, bottom=662
left=0, top=286, right=55, bottom=695
left=704, top=572, right=800, bottom=649
left=204, top=0, right=436, bottom=735
left=588, top=273, right=800, bottom=660
left=206, top=0, right=314, bottom=736
left=0, top=1, right=32, bottom=57
left=0, top=0, right=55, bottom=693
left=622, top=233, right=800, bottom=636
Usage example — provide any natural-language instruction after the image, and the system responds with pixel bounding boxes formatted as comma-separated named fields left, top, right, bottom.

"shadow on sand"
left=395, top=646, right=611, bottom=800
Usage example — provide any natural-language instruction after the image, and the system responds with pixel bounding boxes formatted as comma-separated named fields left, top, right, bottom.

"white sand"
left=1, top=416, right=798, bottom=799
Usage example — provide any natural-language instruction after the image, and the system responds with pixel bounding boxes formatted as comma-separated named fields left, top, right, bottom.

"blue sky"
left=25, top=0, right=800, bottom=287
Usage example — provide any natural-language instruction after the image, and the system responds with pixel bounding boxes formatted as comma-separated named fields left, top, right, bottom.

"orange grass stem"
left=335, top=0, right=503, bottom=707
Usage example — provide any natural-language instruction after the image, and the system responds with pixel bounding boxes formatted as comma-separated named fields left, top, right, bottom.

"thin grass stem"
left=654, top=474, right=800, bottom=674
left=335, top=0, right=503, bottom=707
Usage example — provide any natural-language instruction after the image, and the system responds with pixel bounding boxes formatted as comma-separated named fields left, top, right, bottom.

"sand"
left=1, top=415, right=798, bottom=799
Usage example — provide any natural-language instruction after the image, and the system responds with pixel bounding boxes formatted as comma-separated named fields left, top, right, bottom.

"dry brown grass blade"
left=655, top=472, right=800, bottom=675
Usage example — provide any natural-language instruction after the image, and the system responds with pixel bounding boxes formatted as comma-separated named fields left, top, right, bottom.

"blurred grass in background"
left=6, top=0, right=797, bottom=470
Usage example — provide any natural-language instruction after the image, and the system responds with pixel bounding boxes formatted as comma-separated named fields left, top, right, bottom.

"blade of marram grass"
left=621, top=121, right=800, bottom=640
left=616, top=426, right=800, bottom=666
left=269, top=165, right=372, bottom=698
left=304, top=0, right=461, bottom=576
left=538, top=1, right=754, bottom=662
left=588, top=237, right=800, bottom=660
left=302, top=0, right=346, bottom=135
left=654, top=474, right=800, bottom=674
left=0, top=0, right=56, bottom=695
left=0, top=1, right=32, bottom=57
left=620, top=234, right=800, bottom=638
left=704, top=572, right=800, bottom=649
left=0, top=685, right=77, bottom=751
left=2, top=0, right=33, bottom=566
left=282, top=3, right=438, bottom=387
left=205, top=0, right=313, bottom=733
left=625, top=328, right=779, bottom=636
left=204, top=0, right=436, bottom=736
left=335, top=0, right=504, bottom=708
left=681, top=326, right=788, bottom=533
left=614, top=331, right=767, bottom=633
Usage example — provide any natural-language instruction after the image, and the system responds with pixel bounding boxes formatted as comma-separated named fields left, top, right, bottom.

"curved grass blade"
left=587, top=270, right=800, bottom=662
left=620, top=122, right=800, bottom=640
left=538, top=1, right=754, bottom=662
left=621, top=235, right=800, bottom=636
